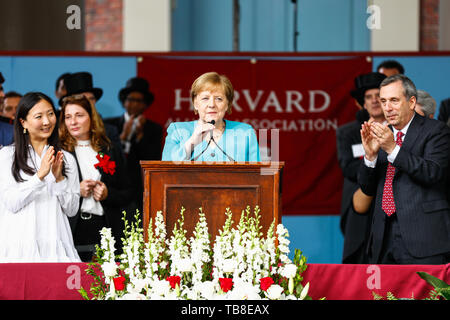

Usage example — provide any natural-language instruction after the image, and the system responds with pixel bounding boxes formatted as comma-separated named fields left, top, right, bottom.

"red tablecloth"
left=302, top=263, right=450, bottom=300
left=0, top=263, right=448, bottom=300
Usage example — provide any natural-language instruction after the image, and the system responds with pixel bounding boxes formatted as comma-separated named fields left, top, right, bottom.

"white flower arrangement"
left=79, top=206, right=311, bottom=301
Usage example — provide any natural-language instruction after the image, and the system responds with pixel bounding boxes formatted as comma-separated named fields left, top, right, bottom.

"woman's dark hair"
left=12, top=92, right=66, bottom=182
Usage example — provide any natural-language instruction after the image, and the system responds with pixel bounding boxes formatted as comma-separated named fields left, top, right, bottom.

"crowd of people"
left=337, top=60, right=450, bottom=265
left=0, top=71, right=260, bottom=263
left=0, top=71, right=165, bottom=262
left=1, top=61, right=449, bottom=265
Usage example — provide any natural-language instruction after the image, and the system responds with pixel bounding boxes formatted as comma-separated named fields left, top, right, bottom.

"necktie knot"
left=396, top=131, right=404, bottom=146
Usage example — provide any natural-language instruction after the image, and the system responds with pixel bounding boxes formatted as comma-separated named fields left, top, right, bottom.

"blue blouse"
left=162, top=120, right=260, bottom=162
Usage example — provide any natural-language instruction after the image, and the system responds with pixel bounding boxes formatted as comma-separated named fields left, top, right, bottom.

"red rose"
left=94, top=153, right=116, bottom=175
left=219, top=277, right=233, bottom=293
left=259, top=277, right=274, bottom=291
left=113, top=276, right=126, bottom=291
left=166, top=275, right=181, bottom=289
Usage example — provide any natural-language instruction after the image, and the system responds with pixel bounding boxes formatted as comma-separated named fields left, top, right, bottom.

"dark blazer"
left=358, top=113, right=450, bottom=262
left=438, top=98, right=450, bottom=123
left=103, top=115, right=163, bottom=209
left=336, top=119, right=372, bottom=263
left=68, top=139, right=134, bottom=245
left=0, top=121, right=13, bottom=147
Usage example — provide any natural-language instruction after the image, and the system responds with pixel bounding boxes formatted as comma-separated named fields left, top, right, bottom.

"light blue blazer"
left=162, top=120, right=260, bottom=162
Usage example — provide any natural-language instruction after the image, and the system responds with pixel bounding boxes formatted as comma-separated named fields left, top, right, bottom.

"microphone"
left=207, top=120, right=215, bottom=141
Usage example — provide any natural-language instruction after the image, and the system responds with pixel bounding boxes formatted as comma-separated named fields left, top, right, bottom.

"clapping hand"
left=135, top=115, right=146, bottom=142
left=51, top=150, right=65, bottom=182
left=37, top=146, right=56, bottom=181
left=369, top=122, right=396, bottom=154
left=120, top=114, right=136, bottom=141
left=360, top=121, right=380, bottom=161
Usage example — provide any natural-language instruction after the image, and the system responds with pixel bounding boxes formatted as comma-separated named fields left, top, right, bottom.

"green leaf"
left=78, top=287, right=90, bottom=300
left=417, top=272, right=450, bottom=289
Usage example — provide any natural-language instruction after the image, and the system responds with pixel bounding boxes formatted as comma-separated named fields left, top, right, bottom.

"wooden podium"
left=140, top=161, right=284, bottom=241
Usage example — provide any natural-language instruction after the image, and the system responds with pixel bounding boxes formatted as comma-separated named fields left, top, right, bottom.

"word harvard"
left=181, top=304, right=270, bottom=317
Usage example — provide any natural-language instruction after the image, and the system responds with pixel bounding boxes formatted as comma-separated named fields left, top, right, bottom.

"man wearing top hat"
left=104, top=77, right=163, bottom=213
left=336, top=72, right=386, bottom=263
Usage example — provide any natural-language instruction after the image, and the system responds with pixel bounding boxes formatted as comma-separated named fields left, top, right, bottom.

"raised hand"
left=37, top=146, right=55, bottom=181
left=51, top=150, right=65, bottom=182
left=370, top=122, right=396, bottom=154
left=190, top=122, right=215, bottom=146
left=360, top=121, right=380, bottom=161
left=120, top=114, right=136, bottom=141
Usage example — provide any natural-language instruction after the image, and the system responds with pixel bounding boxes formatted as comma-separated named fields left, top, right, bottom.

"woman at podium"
left=162, top=72, right=260, bottom=162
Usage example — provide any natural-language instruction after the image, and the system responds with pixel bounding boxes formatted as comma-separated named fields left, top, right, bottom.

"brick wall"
left=420, top=0, right=439, bottom=51
left=85, top=0, right=123, bottom=51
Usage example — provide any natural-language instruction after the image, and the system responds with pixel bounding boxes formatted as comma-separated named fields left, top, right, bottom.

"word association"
left=180, top=304, right=270, bottom=317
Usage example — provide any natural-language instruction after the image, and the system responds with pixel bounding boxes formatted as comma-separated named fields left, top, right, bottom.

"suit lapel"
left=393, top=113, right=424, bottom=178
left=400, top=113, right=424, bottom=153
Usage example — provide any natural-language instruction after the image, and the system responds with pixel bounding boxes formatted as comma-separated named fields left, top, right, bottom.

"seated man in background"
left=415, top=90, right=436, bottom=119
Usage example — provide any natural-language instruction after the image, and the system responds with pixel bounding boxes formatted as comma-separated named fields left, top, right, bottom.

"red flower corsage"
left=94, top=152, right=116, bottom=175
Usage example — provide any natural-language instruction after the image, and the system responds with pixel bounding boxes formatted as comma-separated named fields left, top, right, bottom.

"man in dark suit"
left=359, top=74, right=450, bottom=264
left=337, top=72, right=386, bottom=263
left=438, top=97, right=450, bottom=125
left=104, top=77, right=163, bottom=213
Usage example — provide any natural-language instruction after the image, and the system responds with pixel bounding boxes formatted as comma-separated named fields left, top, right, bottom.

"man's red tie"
left=381, top=131, right=404, bottom=216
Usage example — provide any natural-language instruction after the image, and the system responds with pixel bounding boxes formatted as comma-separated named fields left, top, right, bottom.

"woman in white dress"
left=0, top=92, right=80, bottom=262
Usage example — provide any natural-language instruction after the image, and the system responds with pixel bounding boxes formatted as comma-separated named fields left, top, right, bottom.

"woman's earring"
left=23, top=128, right=27, bottom=134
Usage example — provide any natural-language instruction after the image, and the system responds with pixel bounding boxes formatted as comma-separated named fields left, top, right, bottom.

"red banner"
left=138, top=55, right=371, bottom=215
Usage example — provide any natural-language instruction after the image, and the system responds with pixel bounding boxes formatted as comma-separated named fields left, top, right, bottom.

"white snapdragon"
left=222, top=258, right=237, bottom=274
left=93, top=206, right=310, bottom=301
left=176, top=258, right=193, bottom=273
left=281, top=263, right=297, bottom=279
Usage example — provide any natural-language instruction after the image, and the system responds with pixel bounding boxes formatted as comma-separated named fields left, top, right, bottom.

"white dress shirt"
left=74, top=140, right=104, bottom=216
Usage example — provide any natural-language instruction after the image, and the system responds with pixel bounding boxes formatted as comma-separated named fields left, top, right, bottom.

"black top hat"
left=350, top=72, right=386, bottom=107
left=118, top=77, right=154, bottom=106
left=59, top=72, right=103, bottom=106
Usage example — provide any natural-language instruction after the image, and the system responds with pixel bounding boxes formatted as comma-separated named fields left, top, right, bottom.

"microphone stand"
left=292, top=0, right=299, bottom=52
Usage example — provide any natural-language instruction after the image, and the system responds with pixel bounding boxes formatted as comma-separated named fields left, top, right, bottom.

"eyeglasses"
left=125, top=97, right=146, bottom=104
left=3, top=106, right=15, bottom=113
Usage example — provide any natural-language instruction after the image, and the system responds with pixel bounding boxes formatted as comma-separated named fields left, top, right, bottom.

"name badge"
left=352, top=143, right=365, bottom=158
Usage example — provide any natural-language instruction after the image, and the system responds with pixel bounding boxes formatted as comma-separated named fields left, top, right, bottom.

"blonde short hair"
left=190, top=72, right=234, bottom=114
